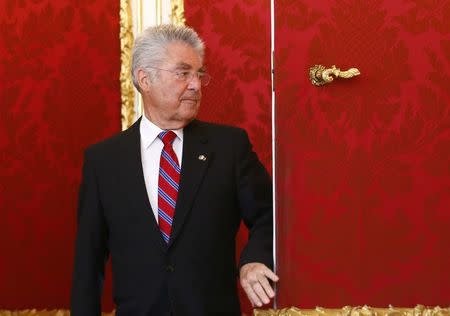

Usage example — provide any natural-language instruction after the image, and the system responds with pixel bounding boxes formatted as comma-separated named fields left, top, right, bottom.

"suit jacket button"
left=166, top=265, right=174, bottom=272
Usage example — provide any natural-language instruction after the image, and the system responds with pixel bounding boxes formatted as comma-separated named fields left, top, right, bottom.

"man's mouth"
left=180, top=98, right=199, bottom=103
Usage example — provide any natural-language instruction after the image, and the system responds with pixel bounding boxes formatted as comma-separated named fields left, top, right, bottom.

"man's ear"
left=137, top=69, right=151, bottom=92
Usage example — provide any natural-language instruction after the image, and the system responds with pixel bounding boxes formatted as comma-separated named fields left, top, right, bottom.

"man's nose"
left=187, top=74, right=201, bottom=90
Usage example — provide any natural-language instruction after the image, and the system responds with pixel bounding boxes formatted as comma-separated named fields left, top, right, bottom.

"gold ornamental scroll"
left=120, top=0, right=135, bottom=130
left=1, top=306, right=448, bottom=316
left=120, top=0, right=186, bottom=130
left=170, top=0, right=186, bottom=25
left=253, top=305, right=450, bottom=316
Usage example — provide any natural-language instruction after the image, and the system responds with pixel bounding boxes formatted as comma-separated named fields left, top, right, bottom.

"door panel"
left=275, top=0, right=450, bottom=307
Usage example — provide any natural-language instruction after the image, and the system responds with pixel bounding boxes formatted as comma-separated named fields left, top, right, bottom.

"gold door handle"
left=309, top=64, right=360, bottom=86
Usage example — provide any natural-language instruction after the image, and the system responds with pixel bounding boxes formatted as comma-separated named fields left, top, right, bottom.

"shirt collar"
left=140, top=114, right=184, bottom=149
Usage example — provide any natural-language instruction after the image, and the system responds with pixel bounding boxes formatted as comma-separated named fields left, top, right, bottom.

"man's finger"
left=257, top=274, right=275, bottom=298
left=252, top=281, right=270, bottom=305
left=262, top=268, right=279, bottom=282
left=242, top=282, right=263, bottom=307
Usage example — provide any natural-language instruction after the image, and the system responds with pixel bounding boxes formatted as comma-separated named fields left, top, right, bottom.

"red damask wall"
left=0, top=0, right=120, bottom=310
left=275, top=0, right=450, bottom=307
left=0, top=0, right=271, bottom=313
left=184, top=1, right=272, bottom=313
left=2, top=0, right=448, bottom=313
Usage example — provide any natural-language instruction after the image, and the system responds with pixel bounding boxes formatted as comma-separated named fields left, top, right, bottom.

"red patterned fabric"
left=0, top=0, right=120, bottom=311
left=275, top=0, right=450, bottom=308
left=184, top=1, right=272, bottom=313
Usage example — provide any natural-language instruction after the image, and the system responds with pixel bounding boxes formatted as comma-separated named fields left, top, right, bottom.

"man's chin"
left=171, top=113, right=198, bottom=129
left=181, top=106, right=199, bottom=119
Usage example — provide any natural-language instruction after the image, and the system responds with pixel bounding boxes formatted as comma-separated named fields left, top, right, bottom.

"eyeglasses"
left=147, top=66, right=211, bottom=86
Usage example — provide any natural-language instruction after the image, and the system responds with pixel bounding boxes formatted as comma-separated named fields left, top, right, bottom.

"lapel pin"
left=198, top=154, right=207, bottom=161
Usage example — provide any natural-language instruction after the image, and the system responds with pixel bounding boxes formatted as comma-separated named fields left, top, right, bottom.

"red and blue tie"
left=157, top=130, right=180, bottom=243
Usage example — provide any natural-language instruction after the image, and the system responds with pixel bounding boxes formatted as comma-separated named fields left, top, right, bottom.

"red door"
left=275, top=0, right=450, bottom=307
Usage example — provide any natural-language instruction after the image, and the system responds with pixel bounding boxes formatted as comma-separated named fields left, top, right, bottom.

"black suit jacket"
left=71, top=119, right=273, bottom=316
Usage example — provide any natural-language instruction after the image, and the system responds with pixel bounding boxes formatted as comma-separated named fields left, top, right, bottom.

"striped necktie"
left=157, top=130, right=180, bottom=243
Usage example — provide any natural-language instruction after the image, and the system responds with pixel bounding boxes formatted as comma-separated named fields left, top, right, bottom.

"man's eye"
left=179, top=71, right=190, bottom=78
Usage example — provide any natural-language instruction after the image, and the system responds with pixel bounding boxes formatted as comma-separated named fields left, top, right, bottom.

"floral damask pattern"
left=396, top=0, right=450, bottom=34
left=0, top=0, right=120, bottom=310
left=276, top=0, right=450, bottom=308
left=184, top=1, right=272, bottom=313
left=185, top=0, right=272, bottom=169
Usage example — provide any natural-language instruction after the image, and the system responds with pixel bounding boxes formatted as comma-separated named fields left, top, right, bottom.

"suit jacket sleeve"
left=71, top=148, right=109, bottom=316
left=235, top=129, right=274, bottom=269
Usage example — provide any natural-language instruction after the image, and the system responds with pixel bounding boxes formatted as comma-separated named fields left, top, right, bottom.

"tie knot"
left=158, top=130, right=177, bottom=145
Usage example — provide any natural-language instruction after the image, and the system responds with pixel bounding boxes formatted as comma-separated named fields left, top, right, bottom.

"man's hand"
left=239, top=262, right=279, bottom=307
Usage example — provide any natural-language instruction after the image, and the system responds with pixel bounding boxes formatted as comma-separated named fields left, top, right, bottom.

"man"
left=71, top=24, right=278, bottom=316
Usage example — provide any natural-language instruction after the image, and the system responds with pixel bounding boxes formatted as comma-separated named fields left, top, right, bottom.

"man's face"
left=142, top=41, right=204, bottom=129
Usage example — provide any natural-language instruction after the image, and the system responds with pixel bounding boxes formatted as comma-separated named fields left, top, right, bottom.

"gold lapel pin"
left=198, top=154, right=207, bottom=161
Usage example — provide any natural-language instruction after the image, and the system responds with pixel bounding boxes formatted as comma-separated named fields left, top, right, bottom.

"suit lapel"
left=120, top=118, right=168, bottom=253
left=169, top=120, right=210, bottom=247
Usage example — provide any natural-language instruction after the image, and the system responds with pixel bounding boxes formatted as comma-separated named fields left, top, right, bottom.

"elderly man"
left=71, top=24, right=278, bottom=316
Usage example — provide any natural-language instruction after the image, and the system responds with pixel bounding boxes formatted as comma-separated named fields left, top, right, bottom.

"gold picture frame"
left=120, top=0, right=186, bottom=130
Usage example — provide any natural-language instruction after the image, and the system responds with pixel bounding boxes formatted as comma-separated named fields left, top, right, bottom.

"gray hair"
left=131, top=24, right=205, bottom=91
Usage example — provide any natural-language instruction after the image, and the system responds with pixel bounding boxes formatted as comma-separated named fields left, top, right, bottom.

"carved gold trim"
left=156, top=0, right=162, bottom=25
left=170, top=0, right=185, bottom=25
left=253, top=305, right=450, bottom=316
left=0, top=305, right=450, bottom=316
left=120, top=0, right=135, bottom=130
left=120, top=0, right=185, bottom=130
left=1, top=306, right=448, bottom=316
left=137, top=0, right=142, bottom=34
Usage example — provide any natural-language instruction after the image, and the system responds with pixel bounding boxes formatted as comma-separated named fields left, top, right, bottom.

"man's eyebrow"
left=175, top=62, right=192, bottom=69
left=175, top=62, right=206, bottom=72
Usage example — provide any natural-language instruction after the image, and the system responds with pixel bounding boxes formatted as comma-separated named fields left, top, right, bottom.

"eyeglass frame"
left=145, top=66, right=211, bottom=86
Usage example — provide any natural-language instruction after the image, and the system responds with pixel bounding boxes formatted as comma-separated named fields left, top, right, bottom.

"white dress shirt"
left=140, top=114, right=183, bottom=222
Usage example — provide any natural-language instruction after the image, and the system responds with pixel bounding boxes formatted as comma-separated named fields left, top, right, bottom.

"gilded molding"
left=253, top=305, right=450, bottom=316
left=156, top=0, right=162, bottom=25
left=170, top=0, right=185, bottom=25
left=1, top=306, right=448, bottom=316
left=120, top=0, right=135, bottom=130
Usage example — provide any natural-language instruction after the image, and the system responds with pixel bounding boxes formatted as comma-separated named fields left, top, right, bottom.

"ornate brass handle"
left=309, top=64, right=360, bottom=86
